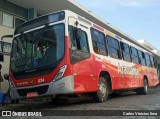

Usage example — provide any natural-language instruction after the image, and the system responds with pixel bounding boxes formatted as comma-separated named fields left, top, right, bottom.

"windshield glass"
left=11, top=24, right=64, bottom=74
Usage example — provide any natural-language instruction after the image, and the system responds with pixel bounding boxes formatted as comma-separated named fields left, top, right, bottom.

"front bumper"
left=10, top=75, right=74, bottom=100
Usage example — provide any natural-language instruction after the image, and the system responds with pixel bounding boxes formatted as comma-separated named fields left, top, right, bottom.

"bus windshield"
left=11, top=24, right=64, bottom=74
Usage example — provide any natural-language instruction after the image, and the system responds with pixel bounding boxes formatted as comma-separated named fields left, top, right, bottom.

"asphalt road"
left=1, top=87, right=160, bottom=119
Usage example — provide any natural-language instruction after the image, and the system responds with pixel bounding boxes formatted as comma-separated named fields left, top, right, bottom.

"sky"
left=75, top=0, right=160, bottom=51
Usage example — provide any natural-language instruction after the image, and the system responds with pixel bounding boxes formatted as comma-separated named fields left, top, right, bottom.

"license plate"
left=27, top=92, right=38, bottom=98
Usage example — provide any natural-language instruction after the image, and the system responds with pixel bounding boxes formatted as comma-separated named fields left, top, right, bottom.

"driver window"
left=69, top=25, right=89, bottom=52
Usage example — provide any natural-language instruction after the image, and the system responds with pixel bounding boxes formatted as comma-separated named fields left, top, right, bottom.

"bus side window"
left=69, top=25, right=89, bottom=52
left=149, top=55, right=154, bottom=67
left=131, top=47, right=139, bottom=64
left=107, top=36, right=121, bottom=59
left=80, top=32, right=89, bottom=52
left=145, top=53, right=152, bottom=67
left=69, top=26, right=77, bottom=50
left=69, top=25, right=90, bottom=64
left=120, top=42, right=131, bottom=62
left=91, top=28, right=107, bottom=56
left=138, top=50, right=146, bottom=66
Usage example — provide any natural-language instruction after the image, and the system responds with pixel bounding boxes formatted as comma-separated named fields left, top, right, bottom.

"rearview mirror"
left=3, top=74, right=9, bottom=80
left=1, top=35, right=13, bottom=53
left=75, top=28, right=82, bottom=40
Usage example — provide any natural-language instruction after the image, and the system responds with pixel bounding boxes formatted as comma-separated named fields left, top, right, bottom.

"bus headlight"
left=53, top=65, right=67, bottom=82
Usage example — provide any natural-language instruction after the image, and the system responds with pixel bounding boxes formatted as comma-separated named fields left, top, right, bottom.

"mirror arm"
left=1, top=35, right=13, bottom=41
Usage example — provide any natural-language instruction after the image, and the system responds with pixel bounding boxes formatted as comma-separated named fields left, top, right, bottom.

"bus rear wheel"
left=93, top=77, right=109, bottom=103
left=136, top=79, right=148, bottom=95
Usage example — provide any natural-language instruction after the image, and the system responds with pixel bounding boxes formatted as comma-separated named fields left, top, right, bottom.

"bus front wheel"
left=93, top=77, right=109, bottom=103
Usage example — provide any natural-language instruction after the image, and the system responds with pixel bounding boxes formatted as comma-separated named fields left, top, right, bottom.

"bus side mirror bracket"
left=1, top=35, right=13, bottom=53
left=75, top=28, right=82, bottom=40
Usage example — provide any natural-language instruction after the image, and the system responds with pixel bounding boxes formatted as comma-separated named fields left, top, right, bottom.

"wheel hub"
left=99, top=83, right=106, bottom=97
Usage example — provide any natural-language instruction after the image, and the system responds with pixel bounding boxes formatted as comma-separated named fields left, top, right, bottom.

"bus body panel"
left=73, top=54, right=98, bottom=93
left=10, top=75, right=74, bottom=100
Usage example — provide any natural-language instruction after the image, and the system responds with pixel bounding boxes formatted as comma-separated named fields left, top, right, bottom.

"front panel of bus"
left=9, top=11, right=75, bottom=100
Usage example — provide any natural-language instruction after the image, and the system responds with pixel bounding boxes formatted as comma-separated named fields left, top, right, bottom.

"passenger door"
left=68, top=17, right=97, bottom=93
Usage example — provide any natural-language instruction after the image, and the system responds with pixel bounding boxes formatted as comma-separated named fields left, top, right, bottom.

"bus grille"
left=13, top=68, right=54, bottom=80
left=17, top=85, right=49, bottom=97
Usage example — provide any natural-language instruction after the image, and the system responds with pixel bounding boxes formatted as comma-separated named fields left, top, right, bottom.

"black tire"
left=136, top=79, right=148, bottom=95
left=51, top=98, right=68, bottom=105
left=111, top=91, right=121, bottom=97
left=11, top=99, right=19, bottom=104
left=93, top=77, right=109, bottom=103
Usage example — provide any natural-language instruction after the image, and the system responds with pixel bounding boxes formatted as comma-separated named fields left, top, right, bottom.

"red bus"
left=1, top=10, right=159, bottom=103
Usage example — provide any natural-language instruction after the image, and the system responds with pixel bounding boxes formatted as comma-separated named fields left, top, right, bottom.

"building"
left=0, top=0, right=160, bottom=92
